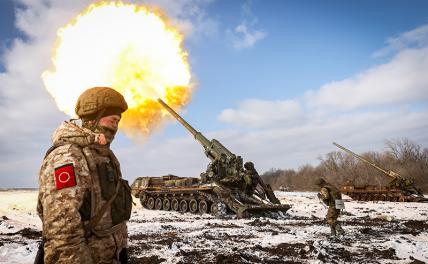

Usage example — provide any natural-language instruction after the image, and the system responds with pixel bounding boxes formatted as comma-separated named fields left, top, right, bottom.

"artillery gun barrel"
left=158, top=98, right=198, bottom=137
left=158, top=98, right=233, bottom=161
left=333, top=142, right=398, bottom=179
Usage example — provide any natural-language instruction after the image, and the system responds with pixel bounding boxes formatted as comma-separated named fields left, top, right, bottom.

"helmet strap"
left=90, top=108, right=106, bottom=131
left=81, top=109, right=106, bottom=132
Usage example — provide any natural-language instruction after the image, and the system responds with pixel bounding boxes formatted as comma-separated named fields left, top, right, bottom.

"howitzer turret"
left=129, top=99, right=290, bottom=217
left=333, top=142, right=426, bottom=202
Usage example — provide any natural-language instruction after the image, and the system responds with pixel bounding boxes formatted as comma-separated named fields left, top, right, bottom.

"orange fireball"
left=42, top=1, right=193, bottom=139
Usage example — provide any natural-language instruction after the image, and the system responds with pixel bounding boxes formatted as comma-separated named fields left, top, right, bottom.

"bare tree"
left=262, top=138, right=428, bottom=193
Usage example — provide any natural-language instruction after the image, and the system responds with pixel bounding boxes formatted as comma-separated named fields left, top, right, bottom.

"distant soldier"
left=37, top=87, right=132, bottom=264
left=315, top=178, right=345, bottom=237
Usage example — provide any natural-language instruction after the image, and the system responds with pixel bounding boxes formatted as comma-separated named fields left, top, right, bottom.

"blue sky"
left=1, top=0, right=428, bottom=188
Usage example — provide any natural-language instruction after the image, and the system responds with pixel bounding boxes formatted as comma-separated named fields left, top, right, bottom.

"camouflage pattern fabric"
left=326, top=207, right=340, bottom=226
left=319, top=184, right=342, bottom=230
left=37, top=121, right=128, bottom=264
left=319, top=187, right=331, bottom=204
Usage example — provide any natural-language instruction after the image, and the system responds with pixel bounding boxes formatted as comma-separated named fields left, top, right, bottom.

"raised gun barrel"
left=333, top=142, right=425, bottom=198
left=332, top=142, right=401, bottom=180
left=158, top=98, right=234, bottom=162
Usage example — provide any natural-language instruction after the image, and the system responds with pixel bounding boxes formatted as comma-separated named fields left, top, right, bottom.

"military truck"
left=130, top=99, right=291, bottom=217
left=333, top=142, right=427, bottom=202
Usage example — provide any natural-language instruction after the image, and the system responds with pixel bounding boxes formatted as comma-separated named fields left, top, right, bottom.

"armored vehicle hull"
left=341, top=185, right=428, bottom=202
left=132, top=175, right=291, bottom=218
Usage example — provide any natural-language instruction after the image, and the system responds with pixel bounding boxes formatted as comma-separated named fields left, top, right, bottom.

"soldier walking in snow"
left=315, top=178, right=345, bottom=237
left=36, top=87, right=132, bottom=264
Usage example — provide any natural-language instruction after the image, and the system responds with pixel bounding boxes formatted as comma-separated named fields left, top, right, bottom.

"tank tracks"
left=139, top=189, right=227, bottom=216
left=344, top=192, right=428, bottom=202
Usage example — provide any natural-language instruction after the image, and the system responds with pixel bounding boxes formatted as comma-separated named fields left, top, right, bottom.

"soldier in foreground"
left=315, top=178, right=345, bottom=237
left=37, top=87, right=132, bottom=264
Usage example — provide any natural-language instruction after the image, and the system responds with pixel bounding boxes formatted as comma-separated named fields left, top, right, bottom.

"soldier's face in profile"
left=99, top=115, right=121, bottom=131
left=97, top=114, right=121, bottom=144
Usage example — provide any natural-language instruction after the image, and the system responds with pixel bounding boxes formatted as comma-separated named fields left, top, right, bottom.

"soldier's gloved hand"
left=95, top=133, right=107, bottom=145
left=317, top=193, right=321, bottom=199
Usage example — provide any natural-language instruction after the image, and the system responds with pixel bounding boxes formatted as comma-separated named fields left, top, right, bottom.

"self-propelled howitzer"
left=131, top=99, right=290, bottom=217
left=333, top=142, right=426, bottom=202
left=333, top=142, right=404, bottom=182
left=158, top=98, right=281, bottom=204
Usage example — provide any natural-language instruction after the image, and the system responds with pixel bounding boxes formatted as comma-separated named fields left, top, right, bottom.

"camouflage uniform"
left=316, top=179, right=344, bottom=237
left=37, top=120, right=131, bottom=264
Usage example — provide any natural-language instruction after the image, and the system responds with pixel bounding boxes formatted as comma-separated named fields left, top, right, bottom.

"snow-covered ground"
left=0, top=190, right=427, bottom=263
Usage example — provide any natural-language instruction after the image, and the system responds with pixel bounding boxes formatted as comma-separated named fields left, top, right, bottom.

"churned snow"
left=0, top=190, right=427, bottom=263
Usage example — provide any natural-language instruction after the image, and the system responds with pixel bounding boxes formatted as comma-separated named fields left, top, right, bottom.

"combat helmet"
left=314, top=178, right=326, bottom=186
left=75, top=87, right=128, bottom=120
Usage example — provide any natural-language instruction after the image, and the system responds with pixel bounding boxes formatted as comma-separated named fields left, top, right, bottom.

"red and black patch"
left=54, top=163, right=77, bottom=190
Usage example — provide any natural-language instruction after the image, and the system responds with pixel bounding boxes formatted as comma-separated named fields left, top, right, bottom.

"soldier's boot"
left=330, top=225, right=337, bottom=237
left=335, top=224, right=344, bottom=236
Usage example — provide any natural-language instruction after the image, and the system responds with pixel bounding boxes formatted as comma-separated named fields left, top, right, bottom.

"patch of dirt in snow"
left=7, top=228, right=41, bottom=240
left=402, top=220, right=428, bottom=233
left=0, top=228, right=41, bottom=246
left=129, top=253, right=166, bottom=264
left=314, top=238, right=401, bottom=264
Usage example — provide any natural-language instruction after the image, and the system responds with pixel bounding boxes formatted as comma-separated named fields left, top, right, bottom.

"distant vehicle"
left=333, top=142, right=427, bottom=202
left=279, top=186, right=290, bottom=192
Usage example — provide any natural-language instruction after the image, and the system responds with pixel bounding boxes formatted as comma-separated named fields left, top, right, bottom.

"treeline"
left=261, top=139, right=428, bottom=193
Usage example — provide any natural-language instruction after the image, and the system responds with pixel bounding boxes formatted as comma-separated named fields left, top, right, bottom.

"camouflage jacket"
left=37, top=121, right=130, bottom=264
left=319, top=184, right=342, bottom=207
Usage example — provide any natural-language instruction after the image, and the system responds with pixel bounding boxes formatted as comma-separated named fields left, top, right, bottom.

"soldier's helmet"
left=314, top=178, right=326, bottom=186
left=75, top=87, right=128, bottom=120
left=244, top=162, right=254, bottom=170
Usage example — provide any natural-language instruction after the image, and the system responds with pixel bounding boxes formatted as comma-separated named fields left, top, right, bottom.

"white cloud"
left=373, top=24, right=428, bottom=58
left=217, top=40, right=428, bottom=128
left=303, top=22, right=428, bottom=112
left=218, top=99, right=302, bottom=128
left=305, top=47, right=428, bottom=111
left=226, top=0, right=266, bottom=50
left=139, top=0, right=218, bottom=39
left=0, top=0, right=90, bottom=188
left=239, top=110, right=428, bottom=172
left=228, top=23, right=266, bottom=50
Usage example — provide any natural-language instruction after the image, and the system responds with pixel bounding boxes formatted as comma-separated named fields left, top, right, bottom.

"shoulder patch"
left=54, top=163, right=77, bottom=190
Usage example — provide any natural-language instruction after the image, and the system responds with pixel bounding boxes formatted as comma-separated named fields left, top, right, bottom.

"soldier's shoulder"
left=320, top=187, right=330, bottom=195
left=44, top=143, right=86, bottom=164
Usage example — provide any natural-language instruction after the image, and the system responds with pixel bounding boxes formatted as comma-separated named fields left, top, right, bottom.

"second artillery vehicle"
left=131, top=99, right=291, bottom=218
left=333, top=142, right=427, bottom=202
